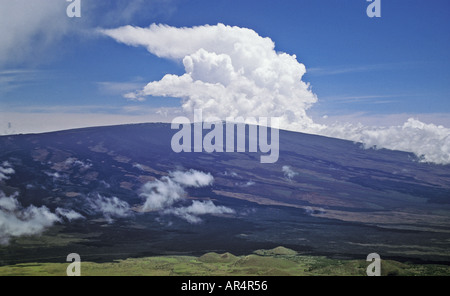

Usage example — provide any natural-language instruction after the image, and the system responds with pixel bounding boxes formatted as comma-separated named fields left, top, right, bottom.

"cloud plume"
left=100, top=23, right=317, bottom=130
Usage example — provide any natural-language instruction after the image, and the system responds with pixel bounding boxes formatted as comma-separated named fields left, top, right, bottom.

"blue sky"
left=0, top=0, right=449, bottom=133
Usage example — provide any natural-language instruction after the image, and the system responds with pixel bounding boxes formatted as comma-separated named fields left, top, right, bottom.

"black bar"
left=0, top=276, right=447, bottom=295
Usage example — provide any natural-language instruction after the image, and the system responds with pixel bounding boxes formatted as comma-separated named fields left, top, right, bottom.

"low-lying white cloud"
left=0, top=190, right=84, bottom=245
left=88, top=194, right=131, bottom=223
left=314, top=118, right=450, bottom=165
left=163, top=200, right=235, bottom=224
left=55, top=208, right=85, bottom=222
left=238, top=181, right=255, bottom=187
left=102, top=23, right=450, bottom=165
left=140, top=176, right=185, bottom=211
left=222, top=171, right=239, bottom=178
left=133, top=163, right=144, bottom=171
left=0, top=161, right=14, bottom=182
left=65, top=158, right=92, bottom=170
left=139, top=169, right=233, bottom=223
left=304, top=206, right=325, bottom=216
left=45, top=171, right=62, bottom=179
left=140, top=169, right=214, bottom=211
left=169, top=169, right=214, bottom=188
left=282, top=165, right=298, bottom=181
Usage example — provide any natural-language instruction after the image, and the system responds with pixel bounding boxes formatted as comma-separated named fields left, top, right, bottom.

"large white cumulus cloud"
left=101, top=23, right=450, bottom=165
left=101, top=23, right=318, bottom=130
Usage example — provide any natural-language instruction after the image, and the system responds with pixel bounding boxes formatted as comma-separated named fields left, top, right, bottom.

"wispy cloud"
left=320, top=94, right=410, bottom=104
left=0, top=69, right=43, bottom=94
left=0, top=0, right=70, bottom=66
left=307, top=62, right=421, bottom=76
left=0, top=0, right=176, bottom=67
left=307, top=64, right=387, bottom=76
left=85, top=0, right=177, bottom=27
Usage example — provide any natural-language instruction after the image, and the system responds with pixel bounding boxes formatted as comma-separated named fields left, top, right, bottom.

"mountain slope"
left=0, top=123, right=449, bottom=265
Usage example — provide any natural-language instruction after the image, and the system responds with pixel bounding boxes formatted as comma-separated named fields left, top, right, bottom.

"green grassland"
left=0, top=246, right=448, bottom=276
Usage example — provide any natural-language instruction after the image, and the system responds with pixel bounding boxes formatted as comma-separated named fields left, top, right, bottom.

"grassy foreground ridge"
left=0, top=247, right=449, bottom=276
